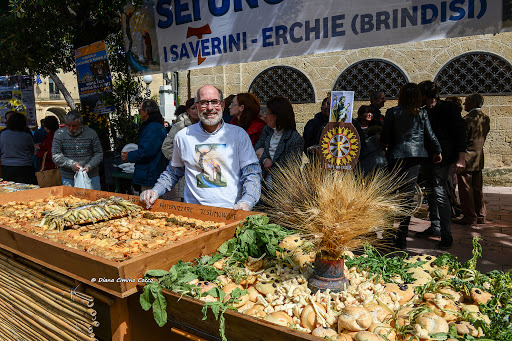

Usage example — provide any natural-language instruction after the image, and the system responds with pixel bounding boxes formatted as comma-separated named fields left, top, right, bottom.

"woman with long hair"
left=381, top=83, right=442, bottom=249
left=0, top=112, right=36, bottom=184
left=254, top=96, right=303, bottom=189
left=36, top=116, right=59, bottom=171
left=229, top=92, right=266, bottom=145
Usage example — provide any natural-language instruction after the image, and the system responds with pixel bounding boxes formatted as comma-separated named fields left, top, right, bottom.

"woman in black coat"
left=254, top=96, right=304, bottom=189
left=381, top=83, right=442, bottom=249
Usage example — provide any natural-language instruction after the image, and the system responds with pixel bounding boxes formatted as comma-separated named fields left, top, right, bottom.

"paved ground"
left=405, top=186, right=512, bottom=273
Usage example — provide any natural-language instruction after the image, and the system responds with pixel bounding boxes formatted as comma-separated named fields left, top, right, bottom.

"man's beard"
left=68, top=127, right=83, bottom=137
left=199, top=109, right=222, bottom=127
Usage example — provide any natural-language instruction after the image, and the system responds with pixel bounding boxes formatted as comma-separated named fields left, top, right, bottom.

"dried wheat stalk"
left=263, top=158, right=412, bottom=258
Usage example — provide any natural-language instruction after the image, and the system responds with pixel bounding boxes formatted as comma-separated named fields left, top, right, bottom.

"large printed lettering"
left=157, top=0, right=285, bottom=28
left=351, top=0, right=487, bottom=35
left=261, top=15, right=345, bottom=47
left=155, top=0, right=498, bottom=72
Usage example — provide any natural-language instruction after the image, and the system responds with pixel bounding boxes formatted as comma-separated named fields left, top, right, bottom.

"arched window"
left=333, top=59, right=408, bottom=100
left=249, top=66, right=315, bottom=104
left=435, top=52, right=512, bottom=96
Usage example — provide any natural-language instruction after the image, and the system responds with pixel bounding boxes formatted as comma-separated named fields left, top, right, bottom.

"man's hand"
left=233, top=201, right=250, bottom=211
left=140, top=190, right=159, bottom=209
left=255, top=148, right=264, bottom=160
left=433, top=153, right=442, bottom=164
left=121, top=152, right=129, bottom=162
left=455, top=152, right=466, bottom=173
left=263, top=158, right=272, bottom=172
left=72, top=162, right=82, bottom=172
left=455, top=160, right=466, bottom=173
left=83, top=165, right=90, bottom=173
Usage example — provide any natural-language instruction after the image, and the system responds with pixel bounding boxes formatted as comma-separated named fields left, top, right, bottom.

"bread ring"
left=354, top=331, right=385, bottom=341
left=223, top=293, right=249, bottom=308
left=196, top=281, right=217, bottom=294
left=368, top=323, right=396, bottom=341
left=312, top=327, right=337, bottom=338
left=301, top=304, right=326, bottom=330
left=364, top=303, right=392, bottom=324
left=246, top=304, right=266, bottom=318
left=337, top=306, right=372, bottom=332
left=222, top=282, right=242, bottom=295
left=247, top=286, right=259, bottom=302
left=336, top=334, right=354, bottom=341
left=416, top=312, right=449, bottom=334
left=263, top=311, right=293, bottom=327
left=470, top=287, right=493, bottom=305
left=450, top=321, right=479, bottom=337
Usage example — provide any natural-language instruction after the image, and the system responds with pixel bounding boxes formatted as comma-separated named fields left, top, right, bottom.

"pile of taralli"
left=141, top=216, right=512, bottom=341
left=0, top=196, right=224, bottom=261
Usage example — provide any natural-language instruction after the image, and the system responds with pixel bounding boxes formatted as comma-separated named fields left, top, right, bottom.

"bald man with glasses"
left=141, top=85, right=262, bottom=211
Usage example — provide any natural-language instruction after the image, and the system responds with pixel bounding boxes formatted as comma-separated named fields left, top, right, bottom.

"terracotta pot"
left=308, top=255, right=348, bottom=293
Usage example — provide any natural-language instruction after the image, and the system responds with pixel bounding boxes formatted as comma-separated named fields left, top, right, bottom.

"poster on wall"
left=122, top=1, right=160, bottom=74
left=330, top=91, right=354, bottom=123
left=0, top=75, right=36, bottom=129
left=75, top=41, right=115, bottom=114
left=153, top=0, right=508, bottom=73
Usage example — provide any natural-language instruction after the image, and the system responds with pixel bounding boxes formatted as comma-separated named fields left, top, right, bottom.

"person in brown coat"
left=455, top=93, right=490, bottom=225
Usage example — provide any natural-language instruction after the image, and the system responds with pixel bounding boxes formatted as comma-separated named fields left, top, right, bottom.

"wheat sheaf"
left=262, top=157, right=413, bottom=259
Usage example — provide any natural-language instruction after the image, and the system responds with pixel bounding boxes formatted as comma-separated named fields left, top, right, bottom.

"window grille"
left=249, top=66, right=315, bottom=104
left=435, top=52, right=512, bottom=96
left=333, top=59, right=408, bottom=100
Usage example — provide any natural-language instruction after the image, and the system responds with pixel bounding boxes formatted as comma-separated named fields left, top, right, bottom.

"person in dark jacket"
left=121, top=99, right=167, bottom=191
left=369, top=91, right=386, bottom=125
left=358, top=125, right=387, bottom=176
left=415, top=81, right=467, bottom=250
left=0, top=112, right=36, bottom=184
left=303, top=97, right=330, bottom=160
left=381, top=83, right=442, bottom=249
left=456, top=94, right=490, bottom=225
left=36, top=116, right=59, bottom=171
left=33, top=119, right=48, bottom=144
left=254, top=96, right=304, bottom=189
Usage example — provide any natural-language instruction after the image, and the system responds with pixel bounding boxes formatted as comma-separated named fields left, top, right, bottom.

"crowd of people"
left=0, top=80, right=491, bottom=252
left=301, top=84, right=489, bottom=251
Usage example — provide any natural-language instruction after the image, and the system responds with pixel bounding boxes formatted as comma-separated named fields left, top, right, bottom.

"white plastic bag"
left=74, top=169, right=92, bottom=189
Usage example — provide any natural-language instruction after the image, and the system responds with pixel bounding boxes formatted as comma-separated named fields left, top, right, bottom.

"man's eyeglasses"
left=197, top=99, right=222, bottom=108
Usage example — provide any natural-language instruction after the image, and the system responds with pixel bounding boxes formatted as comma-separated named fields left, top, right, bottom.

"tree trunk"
left=48, top=71, right=76, bottom=110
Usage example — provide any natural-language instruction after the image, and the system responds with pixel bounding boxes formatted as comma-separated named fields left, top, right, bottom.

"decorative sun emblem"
left=320, top=125, right=359, bottom=167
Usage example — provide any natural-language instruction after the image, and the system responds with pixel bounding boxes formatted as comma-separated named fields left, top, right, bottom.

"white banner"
left=154, top=0, right=510, bottom=72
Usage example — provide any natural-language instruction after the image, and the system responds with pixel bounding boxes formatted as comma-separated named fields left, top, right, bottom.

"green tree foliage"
left=102, top=73, right=144, bottom=151
left=0, top=0, right=143, bottom=108
left=0, top=0, right=142, bottom=75
left=0, top=0, right=146, bottom=149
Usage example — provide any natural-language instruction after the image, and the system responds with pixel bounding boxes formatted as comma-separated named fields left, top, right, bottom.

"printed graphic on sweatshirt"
left=195, top=144, right=227, bottom=188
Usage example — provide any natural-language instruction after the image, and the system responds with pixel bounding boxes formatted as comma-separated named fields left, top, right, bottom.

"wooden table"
left=0, top=186, right=257, bottom=340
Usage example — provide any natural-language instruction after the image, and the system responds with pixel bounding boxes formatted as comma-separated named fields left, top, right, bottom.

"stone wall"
left=178, top=32, right=512, bottom=169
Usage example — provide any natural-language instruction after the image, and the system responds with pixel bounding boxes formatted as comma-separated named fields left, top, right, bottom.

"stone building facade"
left=34, top=32, right=512, bottom=170
left=34, top=72, right=81, bottom=123
left=178, top=32, right=512, bottom=169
